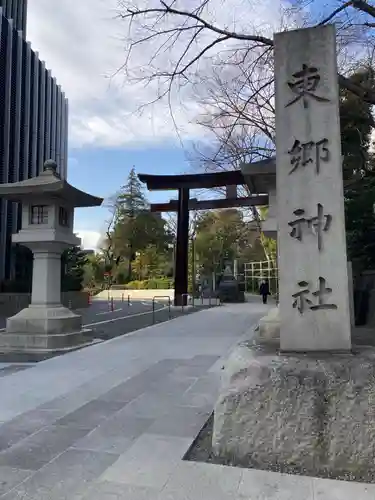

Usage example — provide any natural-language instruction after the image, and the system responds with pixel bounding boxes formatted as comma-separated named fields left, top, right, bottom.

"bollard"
left=68, top=300, right=72, bottom=309
left=181, top=294, right=189, bottom=313
left=111, top=297, right=114, bottom=312
left=122, top=293, right=124, bottom=303
left=209, top=295, right=212, bottom=308
left=152, top=296, right=172, bottom=323
left=128, top=295, right=130, bottom=306
left=88, top=293, right=92, bottom=306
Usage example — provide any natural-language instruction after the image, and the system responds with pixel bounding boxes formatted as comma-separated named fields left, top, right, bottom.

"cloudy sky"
left=25, top=0, right=327, bottom=249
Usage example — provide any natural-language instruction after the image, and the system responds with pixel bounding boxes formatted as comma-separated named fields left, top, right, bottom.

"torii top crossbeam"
left=138, top=157, right=276, bottom=192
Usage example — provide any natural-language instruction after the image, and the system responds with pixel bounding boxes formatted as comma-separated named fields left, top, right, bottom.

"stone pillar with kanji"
left=275, top=25, right=351, bottom=351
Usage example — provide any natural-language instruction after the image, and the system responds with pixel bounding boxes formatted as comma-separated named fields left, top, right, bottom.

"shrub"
left=125, top=278, right=173, bottom=289
left=126, top=280, right=145, bottom=289
left=146, top=278, right=173, bottom=289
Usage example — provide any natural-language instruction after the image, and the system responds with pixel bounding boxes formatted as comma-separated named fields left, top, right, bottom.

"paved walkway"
left=0, top=302, right=373, bottom=499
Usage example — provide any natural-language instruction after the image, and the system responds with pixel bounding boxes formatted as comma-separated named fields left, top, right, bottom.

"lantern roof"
left=0, top=160, right=103, bottom=207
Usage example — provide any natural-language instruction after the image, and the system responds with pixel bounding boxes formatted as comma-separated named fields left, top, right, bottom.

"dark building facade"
left=0, top=0, right=68, bottom=284
left=0, top=0, right=27, bottom=33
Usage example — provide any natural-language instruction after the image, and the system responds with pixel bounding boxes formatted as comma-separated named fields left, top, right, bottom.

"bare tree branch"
left=352, top=0, right=375, bottom=19
left=116, top=0, right=375, bottom=106
left=318, top=1, right=353, bottom=26
left=118, top=2, right=274, bottom=45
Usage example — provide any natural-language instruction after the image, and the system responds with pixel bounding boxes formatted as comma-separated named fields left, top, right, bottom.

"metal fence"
left=244, top=260, right=279, bottom=296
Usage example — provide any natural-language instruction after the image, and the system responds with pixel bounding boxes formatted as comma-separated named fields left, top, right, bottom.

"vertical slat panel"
left=44, top=68, right=51, bottom=160
left=37, top=60, right=45, bottom=174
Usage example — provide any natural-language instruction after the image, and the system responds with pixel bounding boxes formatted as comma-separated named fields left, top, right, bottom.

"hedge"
left=126, top=278, right=173, bottom=290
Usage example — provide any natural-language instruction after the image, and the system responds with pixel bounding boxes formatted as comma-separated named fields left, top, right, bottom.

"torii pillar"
left=174, top=187, right=189, bottom=306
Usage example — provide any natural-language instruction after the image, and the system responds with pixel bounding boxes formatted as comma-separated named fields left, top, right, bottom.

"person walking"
left=259, top=279, right=270, bottom=304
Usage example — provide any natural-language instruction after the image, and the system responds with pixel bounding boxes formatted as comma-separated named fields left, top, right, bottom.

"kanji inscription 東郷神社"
left=286, top=64, right=330, bottom=109
left=292, top=277, right=338, bottom=314
left=275, top=25, right=351, bottom=351
left=288, top=203, right=332, bottom=251
left=288, top=138, right=329, bottom=175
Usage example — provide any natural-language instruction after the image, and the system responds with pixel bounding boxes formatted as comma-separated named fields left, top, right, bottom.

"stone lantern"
left=0, top=160, right=103, bottom=354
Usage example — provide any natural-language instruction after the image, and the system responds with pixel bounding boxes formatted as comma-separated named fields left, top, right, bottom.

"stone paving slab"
left=0, top=424, right=90, bottom=471
left=238, top=468, right=314, bottom=499
left=0, top=303, right=372, bottom=499
left=100, top=434, right=192, bottom=489
left=148, top=373, right=198, bottom=397
left=0, top=408, right=64, bottom=452
left=55, top=399, right=126, bottom=430
left=312, top=476, right=375, bottom=499
left=1, top=449, right=119, bottom=500
left=77, top=480, right=159, bottom=500
left=0, top=466, right=33, bottom=496
left=147, top=406, right=211, bottom=438
left=72, top=415, right=154, bottom=455
left=157, top=462, right=243, bottom=500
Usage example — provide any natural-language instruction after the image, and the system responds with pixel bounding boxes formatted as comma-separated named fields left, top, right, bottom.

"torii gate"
left=138, top=158, right=276, bottom=306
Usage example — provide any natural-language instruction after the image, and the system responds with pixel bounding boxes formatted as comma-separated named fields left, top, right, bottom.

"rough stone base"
left=0, top=305, right=90, bottom=352
left=253, top=307, right=280, bottom=345
left=213, top=341, right=375, bottom=480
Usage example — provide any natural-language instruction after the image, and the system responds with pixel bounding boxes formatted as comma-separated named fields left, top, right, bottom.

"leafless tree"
left=115, top=0, right=375, bottom=262
left=116, top=0, right=375, bottom=108
left=99, top=195, right=122, bottom=277
left=115, top=0, right=375, bottom=191
left=163, top=212, right=177, bottom=236
left=192, top=46, right=276, bottom=161
left=163, top=209, right=200, bottom=238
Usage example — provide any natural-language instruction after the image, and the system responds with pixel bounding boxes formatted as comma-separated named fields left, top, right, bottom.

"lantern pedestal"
left=0, top=243, right=89, bottom=354
left=2, top=305, right=88, bottom=352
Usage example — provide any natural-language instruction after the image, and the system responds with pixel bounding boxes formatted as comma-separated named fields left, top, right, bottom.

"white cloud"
left=26, top=0, right=290, bottom=148
left=76, top=230, right=102, bottom=251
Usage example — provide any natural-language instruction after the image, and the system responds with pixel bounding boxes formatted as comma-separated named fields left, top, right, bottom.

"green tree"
left=115, top=167, right=148, bottom=280
left=345, top=176, right=375, bottom=270
left=340, top=69, right=375, bottom=181
left=113, top=210, right=173, bottom=277
left=340, top=68, right=375, bottom=272
left=109, top=168, right=174, bottom=281
left=82, top=253, right=107, bottom=288
left=61, top=247, right=88, bottom=292
left=194, top=209, right=262, bottom=276
left=132, top=245, right=170, bottom=280
left=116, top=167, right=148, bottom=221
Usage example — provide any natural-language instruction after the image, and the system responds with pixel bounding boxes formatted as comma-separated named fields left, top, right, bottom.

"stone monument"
left=212, top=25, right=375, bottom=481
left=275, top=24, right=351, bottom=352
left=0, top=160, right=103, bottom=355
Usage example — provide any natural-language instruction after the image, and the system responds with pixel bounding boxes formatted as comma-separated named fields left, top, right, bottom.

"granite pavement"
left=0, top=301, right=373, bottom=499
